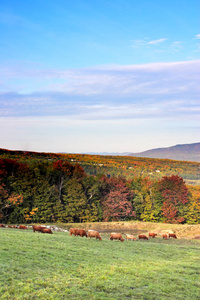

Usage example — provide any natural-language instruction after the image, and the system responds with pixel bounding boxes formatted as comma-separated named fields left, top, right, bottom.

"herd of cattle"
left=0, top=224, right=178, bottom=240
left=0, top=224, right=53, bottom=234
left=69, top=228, right=177, bottom=241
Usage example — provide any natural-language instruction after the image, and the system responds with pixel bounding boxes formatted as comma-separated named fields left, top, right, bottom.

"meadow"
left=0, top=227, right=200, bottom=300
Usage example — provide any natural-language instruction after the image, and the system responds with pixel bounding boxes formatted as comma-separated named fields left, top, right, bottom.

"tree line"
left=0, top=158, right=200, bottom=224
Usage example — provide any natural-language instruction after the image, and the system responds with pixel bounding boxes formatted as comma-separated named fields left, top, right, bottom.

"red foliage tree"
left=0, top=159, right=20, bottom=177
left=101, top=177, right=135, bottom=221
left=158, top=175, right=189, bottom=223
left=73, top=164, right=86, bottom=180
left=53, top=160, right=74, bottom=177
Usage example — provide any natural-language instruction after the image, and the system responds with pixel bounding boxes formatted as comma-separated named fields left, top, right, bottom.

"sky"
left=0, top=0, right=199, bottom=153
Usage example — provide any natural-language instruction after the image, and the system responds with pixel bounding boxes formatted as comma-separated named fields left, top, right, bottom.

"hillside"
left=0, top=148, right=200, bottom=185
left=130, top=142, right=200, bottom=162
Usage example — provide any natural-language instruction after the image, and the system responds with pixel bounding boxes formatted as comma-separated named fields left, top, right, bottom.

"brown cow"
left=149, top=232, right=157, bottom=238
left=88, top=230, right=102, bottom=240
left=8, top=225, right=13, bottom=228
left=163, top=234, right=168, bottom=240
left=40, top=228, right=53, bottom=234
left=70, top=228, right=78, bottom=236
left=18, top=225, right=28, bottom=229
left=110, top=232, right=124, bottom=242
left=0, top=224, right=5, bottom=228
left=75, top=229, right=87, bottom=237
left=126, top=234, right=136, bottom=241
left=32, top=225, right=45, bottom=233
left=169, top=233, right=177, bottom=239
left=138, top=234, right=148, bottom=240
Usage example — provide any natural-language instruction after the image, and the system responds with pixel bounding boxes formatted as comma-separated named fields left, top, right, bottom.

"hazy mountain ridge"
left=81, top=143, right=200, bottom=162
left=130, top=142, right=200, bottom=162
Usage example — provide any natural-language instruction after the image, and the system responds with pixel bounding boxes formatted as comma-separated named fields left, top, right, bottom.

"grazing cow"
left=32, top=225, right=45, bottom=233
left=0, top=224, right=5, bottom=228
left=70, top=228, right=78, bottom=236
left=149, top=232, right=157, bottom=238
left=126, top=234, right=136, bottom=241
left=88, top=230, right=102, bottom=240
left=40, top=228, right=53, bottom=234
left=169, top=233, right=177, bottom=239
left=163, top=234, right=168, bottom=240
left=8, top=225, right=13, bottom=228
left=76, top=229, right=88, bottom=237
left=18, top=225, right=28, bottom=229
left=110, top=232, right=124, bottom=242
left=138, top=234, right=148, bottom=240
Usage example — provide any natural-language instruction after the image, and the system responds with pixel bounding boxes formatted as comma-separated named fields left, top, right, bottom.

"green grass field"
left=0, top=228, right=200, bottom=300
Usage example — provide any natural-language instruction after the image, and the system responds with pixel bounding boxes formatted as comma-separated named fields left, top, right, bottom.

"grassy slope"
left=0, top=228, right=200, bottom=300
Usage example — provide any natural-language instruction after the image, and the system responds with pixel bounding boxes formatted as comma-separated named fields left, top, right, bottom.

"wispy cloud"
left=147, top=38, right=168, bottom=45
left=195, top=34, right=200, bottom=39
left=132, top=37, right=168, bottom=48
left=131, top=38, right=184, bottom=54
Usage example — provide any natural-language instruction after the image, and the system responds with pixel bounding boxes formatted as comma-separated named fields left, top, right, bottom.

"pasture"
left=0, top=227, right=200, bottom=300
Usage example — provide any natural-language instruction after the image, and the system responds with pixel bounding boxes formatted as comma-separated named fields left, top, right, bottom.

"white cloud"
left=147, top=38, right=168, bottom=45
left=0, top=60, right=199, bottom=124
left=132, top=38, right=168, bottom=47
left=195, top=34, right=200, bottom=39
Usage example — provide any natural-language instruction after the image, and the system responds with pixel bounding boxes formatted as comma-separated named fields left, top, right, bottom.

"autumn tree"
left=0, top=159, right=26, bottom=222
left=0, top=182, right=23, bottom=222
left=101, top=177, right=135, bottom=221
left=157, top=175, right=189, bottom=223
left=185, top=185, right=200, bottom=224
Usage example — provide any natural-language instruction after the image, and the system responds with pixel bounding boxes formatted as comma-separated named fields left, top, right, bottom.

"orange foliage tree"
left=185, top=185, right=200, bottom=223
left=0, top=182, right=23, bottom=222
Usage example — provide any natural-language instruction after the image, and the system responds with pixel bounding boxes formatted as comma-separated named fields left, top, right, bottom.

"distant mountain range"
left=84, top=142, right=200, bottom=162
left=129, top=142, right=200, bottom=162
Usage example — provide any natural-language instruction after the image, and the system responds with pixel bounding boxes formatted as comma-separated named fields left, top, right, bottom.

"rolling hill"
left=0, top=147, right=200, bottom=185
left=130, top=142, right=200, bottom=162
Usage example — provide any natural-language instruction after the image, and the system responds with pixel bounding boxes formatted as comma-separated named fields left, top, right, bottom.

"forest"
left=1, top=148, right=200, bottom=185
left=0, top=148, right=200, bottom=224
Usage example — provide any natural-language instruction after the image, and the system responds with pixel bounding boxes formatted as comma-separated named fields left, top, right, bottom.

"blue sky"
left=0, top=0, right=199, bottom=153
